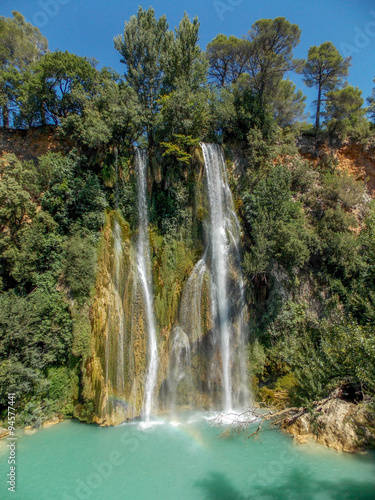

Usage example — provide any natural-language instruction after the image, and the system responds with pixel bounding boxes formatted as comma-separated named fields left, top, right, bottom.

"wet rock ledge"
left=282, top=391, right=375, bottom=453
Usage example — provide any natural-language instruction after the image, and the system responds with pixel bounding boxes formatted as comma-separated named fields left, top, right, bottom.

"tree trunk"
left=41, top=100, right=47, bottom=127
left=316, top=84, right=322, bottom=130
left=2, top=105, right=9, bottom=128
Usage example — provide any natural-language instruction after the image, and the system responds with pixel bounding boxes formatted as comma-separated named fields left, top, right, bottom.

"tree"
left=60, top=68, right=143, bottom=149
left=324, top=85, right=367, bottom=140
left=303, top=42, right=351, bottom=130
left=367, top=77, right=375, bottom=123
left=165, top=13, right=207, bottom=90
left=0, top=11, right=48, bottom=127
left=157, top=83, right=210, bottom=140
left=271, top=79, right=307, bottom=127
left=206, top=34, right=250, bottom=87
left=242, top=165, right=314, bottom=278
left=114, top=6, right=173, bottom=146
left=40, top=152, right=107, bottom=234
left=18, top=51, right=97, bottom=127
left=0, top=285, right=73, bottom=407
left=0, top=155, right=37, bottom=238
left=245, top=17, right=303, bottom=106
left=0, top=11, right=48, bottom=69
left=157, top=13, right=209, bottom=143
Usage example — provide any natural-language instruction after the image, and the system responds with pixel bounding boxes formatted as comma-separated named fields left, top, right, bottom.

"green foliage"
left=47, top=366, right=77, bottom=415
left=60, top=69, right=143, bottom=148
left=40, top=152, right=107, bottom=234
left=321, top=171, right=364, bottom=209
left=165, top=12, right=207, bottom=90
left=0, top=157, right=37, bottom=236
left=242, top=165, right=314, bottom=276
left=157, top=84, right=210, bottom=141
left=160, top=134, right=200, bottom=165
left=348, top=201, right=375, bottom=322
left=324, top=86, right=369, bottom=142
left=0, top=11, right=48, bottom=127
left=272, top=78, right=307, bottom=127
left=303, top=42, right=351, bottom=129
left=206, top=34, right=250, bottom=87
left=367, top=77, right=375, bottom=123
left=7, top=211, right=64, bottom=286
left=18, top=51, right=97, bottom=127
left=248, top=340, right=267, bottom=380
left=0, top=285, right=72, bottom=407
left=0, top=11, right=48, bottom=70
left=114, top=6, right=173, bottom=145
left=246, top=17, right=304, bottom=105
left=71, top=305, right=92, bottom=360
left=282, top=313, right=375, bottom=403
left=62, top=235, right=97, bottom=301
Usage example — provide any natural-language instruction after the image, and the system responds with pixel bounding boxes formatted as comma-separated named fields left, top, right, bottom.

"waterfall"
left=202, top=143, right=248, bottom=411
left=90, top=145, right=248, bottom=425
left=113, top=220, right=125, bottom=395
left=201, top=144, right=233, bottom=412
left=135, top=149, right=158, bottom=422
left=178, top=257, right=207, bottom=344
left=168, top=326, right=192, bottom=415
left=167, top=143, right=249, bottom=413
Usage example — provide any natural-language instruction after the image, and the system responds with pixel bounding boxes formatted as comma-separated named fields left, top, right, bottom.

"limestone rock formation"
left=283, top=396, right=375, bottom=452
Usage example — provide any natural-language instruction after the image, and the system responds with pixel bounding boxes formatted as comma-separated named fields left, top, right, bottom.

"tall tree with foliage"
left=303, top=42, right=351, bottom=130
left=324, top=85, right=367, bottom=140
left=245, top=17, right=303, bottom=106
left=114, top=6, right=173, bottom=147
left=157, top=13, right=209, bottom=144
left=18, top=51, right=97, bottom=127
left=206, top=34, right=250, bottom=87
left=0, top=11, right=48, bottom=127
left=59, top=68, right=143, bottom=149
left=271, top=78, right=307, bottom=127
left=165, top=12, right=206, bottom=90
left=368, top=77, right=375, bottom=123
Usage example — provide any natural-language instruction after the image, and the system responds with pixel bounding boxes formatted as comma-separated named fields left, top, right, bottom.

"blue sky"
left=2, top=0, right=375, bottom=118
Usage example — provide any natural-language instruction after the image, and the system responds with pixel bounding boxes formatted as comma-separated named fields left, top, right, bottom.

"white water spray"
left=135, top=149, right=158, bottom=422
left=201, top=143, right=233, bottom=412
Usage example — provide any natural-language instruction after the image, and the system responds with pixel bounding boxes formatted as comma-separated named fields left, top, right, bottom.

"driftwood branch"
left=247, top=407, right=302, bottom=439
left=213, top=390, right=347, bottom=440
left=211, top=405, right=305, bottom=439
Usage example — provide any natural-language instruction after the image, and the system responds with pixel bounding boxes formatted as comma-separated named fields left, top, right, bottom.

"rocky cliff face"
left=0, top=126, right=70, bottom=162
left=82, top=154, right=209, bottom=425
left=84, top=211, right=147, bottom=425
left=282, top=395, right=375, bottom=452
left=298, top=136, right=375, bottom=197
left=336, top=141, right=375, bottom=196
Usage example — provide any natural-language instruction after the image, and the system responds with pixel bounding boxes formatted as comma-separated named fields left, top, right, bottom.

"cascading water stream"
left=135, top=149, right=158, bottom=422
left=200, top=143, right=250, bottom=413
left=201, top=143, right=232, bottom=412
left=113, top=220, right=125, bottom=395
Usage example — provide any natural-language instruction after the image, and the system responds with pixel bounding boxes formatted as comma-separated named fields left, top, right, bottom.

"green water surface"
left=1, top=414, right=375, bottom=500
